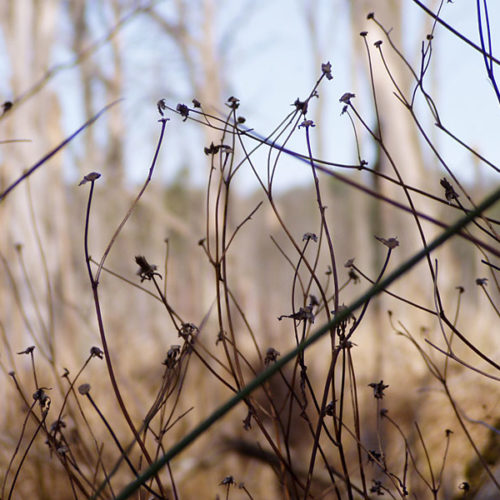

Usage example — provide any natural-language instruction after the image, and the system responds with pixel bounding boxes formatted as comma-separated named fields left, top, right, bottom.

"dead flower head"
left=368, top=380, right=389, bottom=399
left=176, top=103, right=189, bottom=121
left=374, top=235, right=399, bottom=249
left=265, top=347, right=280, bottom=365
left=135, top=256, right=162, bottom=282
left=339, top=92, right=355, bottom=104
left=321, top=61, right=333, bottom=80
left=78, top=172, right=101, bottom=186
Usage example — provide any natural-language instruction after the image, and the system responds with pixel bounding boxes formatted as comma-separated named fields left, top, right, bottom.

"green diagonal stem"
left=110, top=186, right=500, bottom=500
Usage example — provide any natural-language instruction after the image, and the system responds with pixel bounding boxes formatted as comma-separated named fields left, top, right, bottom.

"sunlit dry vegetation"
left=1, top=1, right=500, bottom=499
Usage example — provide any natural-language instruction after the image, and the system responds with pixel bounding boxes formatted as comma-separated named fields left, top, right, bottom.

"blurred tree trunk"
left=0, top=0, right=65, bottom=363
left=0, top=0, right=131, bottom=364
left=147, top=0, right=227, bottom=323
left=349, top=1, right=433, bottom=381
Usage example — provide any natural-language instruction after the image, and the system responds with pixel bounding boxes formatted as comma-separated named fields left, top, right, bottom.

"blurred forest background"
left=1, top=1, right=499, bottom=499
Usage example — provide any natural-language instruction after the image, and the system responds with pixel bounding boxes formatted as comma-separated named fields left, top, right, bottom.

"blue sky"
left=8, top=0, right=497, bottom=194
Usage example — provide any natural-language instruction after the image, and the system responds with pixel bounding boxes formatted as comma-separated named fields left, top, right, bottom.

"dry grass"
left=1, top=5, right=500, bottom=500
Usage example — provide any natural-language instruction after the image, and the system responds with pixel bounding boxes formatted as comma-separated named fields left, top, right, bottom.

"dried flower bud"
left=293, top=98, right=308, bottom=114
left=368, top=380, right=389, bottom=399
left=90, top=346, right=103, bottom=359
left=325, top=401, right=335, bottom=416
left=179, top=323, right=198, bottom=341
left=176, top=103, right=189, bottom=121
left=135, top=256, right=162, bottom=282
left=17, top=345, right=35, bottom=355
left=78, top=384, right=91, bottom=395
left=226, top=96, right=240, bottom=109
left=78, top=172, right=101, bottom=186
left=303, top=232, right=318, bottom=242
left=321, top=61, right=333, bottom=80
left=265, top=347, right=280, bottom=365
left=299, top=119, right=315, bottom=129
left=309, top=294, right=319, bottom=307
left=50, top=419, right=66, bottom=433
left=157, top=99, right=167, bottom=116
left=204, top=142, right=220, bottom=155
left=163, top=345, right=181, bottom=367
left=375, top=236, right=399, bottom=249
left=278, top=306, right=314, bottom=324
left=440, top=177, right=459, bottom=202
left=339, top=92, right=355, bottom=104
left=2, top=101, right=12, bottom=114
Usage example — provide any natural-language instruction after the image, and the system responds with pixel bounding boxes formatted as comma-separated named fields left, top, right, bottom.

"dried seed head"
left=78, top=172, right=101, bottom=186
left=226, top=96, right=240, bottom=109
left=459, top=482, right=470, bottom=492
left=157, top=99, right=167, bottom=116
left=220, top=476, right=235, bottom=486
left=265, top=347, right=280, bottom=365
left=17, top=345, right=35, bottom=355
left=2, top=101, right=12, bottom=114
left=278, top=306, right=314, bottom=324
left=135, top=256, right=162, bottom=282
left=309, top=294, right=319, bottom=307
left=293, top=98, right=308, bottom=114
left=33, top=388, right=51, bottom=413
left=303, top=232, right=318, bottom=242
left=299, top=119, right=315, bottom=129
left=50, top=419, right=66, bottom=433
left=348, top=268, right=360, bottom=283
left=339, top=92, right=355, bottom=104
left=325, top=401, right=335, bottom=416
left=321, top=61, right=333, bottom=80
left=176, top=103, right=189, bottom=121
left=163, top=344, right=181, bottom=367
left=179, top=323, right=198, bottom=341
left=440, top=177, right=459, bottom=202
left=204, top=142, right=220, bottom=155
left=78, top=384, right=91, bottom=395
left=374, top=235, right=399, bottom=249
left=90, top=346, right=104, bottom=359
left=368, top=380, right=389, bottom=399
